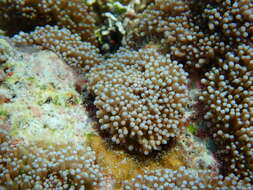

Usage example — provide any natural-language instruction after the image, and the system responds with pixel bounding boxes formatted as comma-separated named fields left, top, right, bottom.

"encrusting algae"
left=87, top=130, right=218, bottom=189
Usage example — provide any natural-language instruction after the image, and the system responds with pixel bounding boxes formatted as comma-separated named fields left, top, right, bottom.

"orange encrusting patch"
left=87, top=135, right=186, bottom=188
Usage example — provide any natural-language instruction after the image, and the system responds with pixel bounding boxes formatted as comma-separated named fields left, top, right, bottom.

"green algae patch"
left=0, top=39, right=12, bottom=52
left=109, top=2, right=127, bottom=14
left=0, top=108, right=9, bottom=120
left=187, top=124, right=198, bottom=135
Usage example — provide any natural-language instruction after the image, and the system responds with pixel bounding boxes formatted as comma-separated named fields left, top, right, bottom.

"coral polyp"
left=199, top=45, right=253, bottom=179
left=0, top=0, right=98, bottom=45
left=0, top=130, right=106, bottom=190
left=12, top=25, right=102, bottom=73
left=123, top=167, right=252, bottom=189
left=87, top=47, right=191, bottom=154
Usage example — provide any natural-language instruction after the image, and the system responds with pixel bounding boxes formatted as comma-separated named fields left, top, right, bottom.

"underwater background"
left=0, top=0, right=252, bottom=189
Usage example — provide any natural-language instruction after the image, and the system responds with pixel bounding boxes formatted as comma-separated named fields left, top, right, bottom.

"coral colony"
left=0, top=0, right=252, bottom=189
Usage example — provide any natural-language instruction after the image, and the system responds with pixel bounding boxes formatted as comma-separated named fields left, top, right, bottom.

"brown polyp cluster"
left=0, top=0, right=98, bottom=45
left=124, top=0, right=195, bottom=48
left=87, top=47, right=190, bottom=155
left=199, top=45, right=253, bottom=180
left=123, top=0, right=228, bottom=69
left=123, top=167, right=252, bottom=190
left=0, top=130, right=106, bottom=190
left=12, top=25, right=102, bottom=73
left=0, top=44, right=7, bottom=64
left=202, top=0, right=253, bottom=45
left=124, top=0, right=253, bottom=69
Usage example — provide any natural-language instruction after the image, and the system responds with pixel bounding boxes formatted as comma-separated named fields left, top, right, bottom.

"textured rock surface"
left=0, top=39, right=112, bottom=189
left=0, top=39, right=96, bottom=143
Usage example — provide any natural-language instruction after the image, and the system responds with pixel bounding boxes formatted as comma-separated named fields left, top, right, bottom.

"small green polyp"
left=187, top=124, right=197, bottom=135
